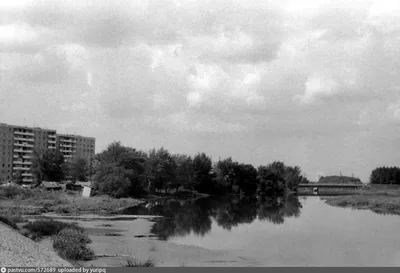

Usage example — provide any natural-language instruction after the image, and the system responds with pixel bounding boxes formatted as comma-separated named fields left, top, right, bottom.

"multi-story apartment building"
left=0, top=124, right=15, bottom=181
left=0, top=123, right=95, bottom=184
left=57, top=134, right=95, bottom=163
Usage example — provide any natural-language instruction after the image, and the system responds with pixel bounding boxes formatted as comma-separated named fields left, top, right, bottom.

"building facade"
left=0, top=123, right=95, bottom=184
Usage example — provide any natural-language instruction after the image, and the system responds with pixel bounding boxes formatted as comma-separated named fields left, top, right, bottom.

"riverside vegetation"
left=2, top=141, right=400, bottom=265
left=324, top=166, right=400, bottom=215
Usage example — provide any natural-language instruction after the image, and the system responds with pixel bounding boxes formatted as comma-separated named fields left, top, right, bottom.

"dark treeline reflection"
left=122, top=194, right=302, bottom=240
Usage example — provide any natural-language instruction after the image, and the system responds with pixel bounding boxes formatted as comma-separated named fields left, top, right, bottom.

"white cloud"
left=387, top=99, right=400, bottom=120
left=3, top=0, right=400, bottom=181
left=295, top=76, right=338, bottom=104
left=0, top=24, right=38, bottom=46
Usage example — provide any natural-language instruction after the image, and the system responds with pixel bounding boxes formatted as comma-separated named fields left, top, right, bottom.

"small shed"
left=35, top=181, right=62, bottom=191
left=81, top=181, right=93, bottom=198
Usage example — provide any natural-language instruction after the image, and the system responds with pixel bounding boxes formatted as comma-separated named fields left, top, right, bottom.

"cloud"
left=2, top=0, right=400, bottom=181
left=387, top=99, right=400, bottom=120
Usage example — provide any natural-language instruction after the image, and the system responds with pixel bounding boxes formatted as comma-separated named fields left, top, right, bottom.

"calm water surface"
left=122, top=195, right=400, bottom=266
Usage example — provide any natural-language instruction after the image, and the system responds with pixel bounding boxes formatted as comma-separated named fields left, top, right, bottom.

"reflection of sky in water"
left=167, top=197, right=400, bottom=266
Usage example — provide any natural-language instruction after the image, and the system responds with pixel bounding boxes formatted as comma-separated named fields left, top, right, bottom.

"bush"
left=125, top=258, right=155, bottom=267
left=23, top=220, right=84, bottom=238
left=53, top=228, right=94, bottom=261
left=0, top=215, right=19, bottom=229
left=0, top=185, right=25, bottom=199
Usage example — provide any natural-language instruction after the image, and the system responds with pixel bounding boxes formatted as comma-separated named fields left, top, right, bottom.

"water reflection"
left=121, top=194, right=302, bottom=240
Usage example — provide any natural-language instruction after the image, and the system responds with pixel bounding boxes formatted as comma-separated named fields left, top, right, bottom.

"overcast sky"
left=1, top=0, right=400, bottom=181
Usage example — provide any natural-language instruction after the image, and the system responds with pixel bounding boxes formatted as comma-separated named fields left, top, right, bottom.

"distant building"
left=0, top=122, right=95, bottom=184
left=35, top=181, right=63, bottom=191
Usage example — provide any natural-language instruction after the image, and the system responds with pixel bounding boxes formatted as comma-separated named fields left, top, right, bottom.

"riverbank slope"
left=0, top=222, right=72, bottom=267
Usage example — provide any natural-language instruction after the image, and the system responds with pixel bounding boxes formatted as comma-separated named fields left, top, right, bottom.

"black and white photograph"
left=1, top=0, right=400, bottom=268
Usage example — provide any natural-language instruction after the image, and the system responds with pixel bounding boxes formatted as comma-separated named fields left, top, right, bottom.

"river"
left=121, top=195, right=400, bottom=266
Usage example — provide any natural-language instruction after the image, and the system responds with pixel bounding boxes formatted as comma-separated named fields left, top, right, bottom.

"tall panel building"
left=0, top=123, right=95, bottom=184
left=57, top=134, right=95, bottom=163
left=0, top=124, right=15, bottom=181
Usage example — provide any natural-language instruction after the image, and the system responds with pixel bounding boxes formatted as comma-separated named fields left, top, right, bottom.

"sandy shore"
left=0, top=223, right=72, bottom=267
left=34, top=217, right=261, bottom=267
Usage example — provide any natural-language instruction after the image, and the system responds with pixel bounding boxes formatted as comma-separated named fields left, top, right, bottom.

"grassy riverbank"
left=323, top=185, right=400, bottom=215
left=0, top=186, right=142, bottom=218
left=0, top=186, right=217, bottom=267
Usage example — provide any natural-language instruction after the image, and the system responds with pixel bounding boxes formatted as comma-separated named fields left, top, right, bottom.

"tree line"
left=24, top=141, right=310, bottom=197
left=16, top=148, right=93, bottom=184
left=92, top=142, right=309, bottom=198
left=370, top=166, right=400, bottom=184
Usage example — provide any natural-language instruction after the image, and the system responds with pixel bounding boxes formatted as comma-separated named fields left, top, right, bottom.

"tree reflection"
left=122, top=194, right=302, bottom=240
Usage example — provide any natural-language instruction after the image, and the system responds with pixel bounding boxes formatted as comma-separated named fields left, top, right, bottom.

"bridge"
left=297, top=183, right=364, bottom=193
left=298, top=183, right=364, bottom=189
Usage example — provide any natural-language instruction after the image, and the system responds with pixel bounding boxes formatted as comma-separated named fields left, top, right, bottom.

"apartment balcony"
left=13, top=166, right=31, bottom=171
left=22, top=178, right=33, bottom=182
left=14, top=137, right=34, bottom=142
left=61, top=138, right=76, bottom=143
left=60, top=149, right=75, bottom=153
left=22, top=173, right=33, bottom=177
left=48, top=140, right=56, bottom=144
left=13, top=149, right=33, bottom=153
left=48, top=146, right=56, bottom=149
left=61, top=144, right=75, bottom=149
left=14, top=142, right=34, bottom=148
left=14, top=154, right=32, bottom=159
left=14, top=131, right=34, bottom=136
left=13, top=159, right=31, bottom=164
left=48, top=134, right=56, bottom=139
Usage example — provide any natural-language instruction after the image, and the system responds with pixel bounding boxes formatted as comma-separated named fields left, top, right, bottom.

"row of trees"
left=92, top=142, right=310, bottom=198
left=370, top=166, right=400, bottom=184
left=22, top=141, right=310, bottom=197
left=21, top=149, right=92, bottom=184
left=318, top=175, right=362, bottom=184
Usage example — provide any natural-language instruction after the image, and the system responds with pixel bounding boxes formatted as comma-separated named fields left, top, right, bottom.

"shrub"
left=125, top=258, right=155, bottom=267
left=23, top=220, right=84, bottom=238
left=0, top=215, right=19, bottom=229
left=53, top=228, right=94, bottom=261
left=0, top=185, right=25, bottom=199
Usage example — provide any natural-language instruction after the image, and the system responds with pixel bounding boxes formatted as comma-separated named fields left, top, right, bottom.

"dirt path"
left=0, top=223, right=72, bottom=267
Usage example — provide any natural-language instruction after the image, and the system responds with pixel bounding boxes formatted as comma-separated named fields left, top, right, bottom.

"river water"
left=122, top=195, right=400, bottom=266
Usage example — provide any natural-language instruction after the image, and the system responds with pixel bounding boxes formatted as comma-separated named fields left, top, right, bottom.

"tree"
left=69, top=157, right=89, bottom=182
left=370, top=166, right=400, bottom=185
left=13, top=170, right=23, bottom=184
left=172, top=154, right=194, bottom=193
left=93, top=142, right=146, bottom=197
left=93, top=163, right=135, bottom=198
left=257, top=166, right=286, bottom=196
left=144, top=148, right=177, bottom=193
left=234, top=164, right=258, bottom=196
left=284, top=166, right=302, bottom=191
left=215, top=157, right=238, bottom=193
left=192, top=153, right=213, bottom=193
left=31, top=149, right=65, bottom=182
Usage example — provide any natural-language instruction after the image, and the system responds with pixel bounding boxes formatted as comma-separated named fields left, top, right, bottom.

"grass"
left=0, top=215, right=95, bottom=262
left=0, top=215, right=19, bottom=229
left=0, top=186, right=142, bottom=216
left=52, top=195, right=142, bottom=215
left=149, top=244, right=157, bottom=252
left=22, top=219, right=84, bottom=240
left=53, top=228, right=94, bottom=261
left=323, top=184, right=400, bottom=215
left=125, top=258, right=155, bottom=267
